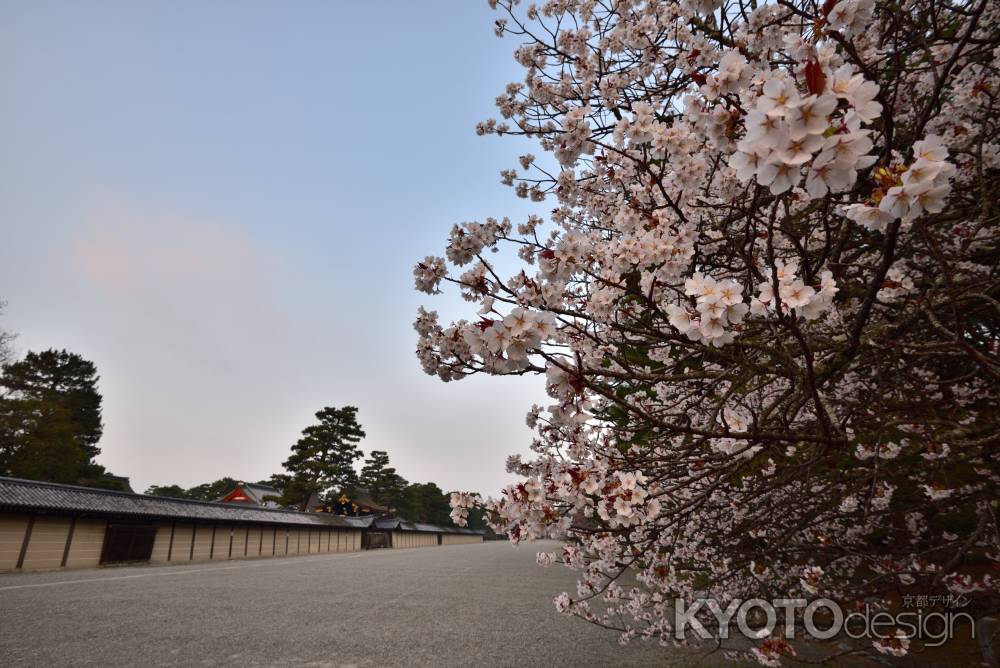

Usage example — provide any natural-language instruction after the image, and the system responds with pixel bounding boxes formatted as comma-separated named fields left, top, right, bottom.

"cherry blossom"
left=419, top=0, right=1000, bottom=663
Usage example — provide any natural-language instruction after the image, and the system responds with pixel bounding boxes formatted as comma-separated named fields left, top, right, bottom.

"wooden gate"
left=101, top=523, right=157, bottom=564
left=363, top=531, right=390, bottom=549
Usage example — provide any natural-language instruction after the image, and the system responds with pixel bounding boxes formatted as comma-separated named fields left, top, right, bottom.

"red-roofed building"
left=217, top=482, right=282, bottom=509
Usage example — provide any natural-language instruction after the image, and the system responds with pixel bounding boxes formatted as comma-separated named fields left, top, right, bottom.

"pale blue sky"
left=0, top=1, right=547, bottom=494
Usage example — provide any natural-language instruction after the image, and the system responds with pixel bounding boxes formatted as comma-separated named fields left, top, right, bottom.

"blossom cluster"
left=843, top=136, right=956, bottom=231
left=750, top=261, right=838, bottom=320
left=666, top=274, right=748, bottom=346
left=729, top=65, right=879, bottom=197
left=419, top=0, right=1000, bottom=664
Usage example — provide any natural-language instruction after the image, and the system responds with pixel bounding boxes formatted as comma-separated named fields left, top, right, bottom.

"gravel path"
left=0, top=539, right=700, bottom=667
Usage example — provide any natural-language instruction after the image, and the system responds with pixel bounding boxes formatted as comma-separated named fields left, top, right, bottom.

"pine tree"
left=0, top=398, right=85, bottom=483
left=359, top=450, right=408, bottom=511
left=186, top=477, right=239, bottom=501
left=278, top=406, right=365, bottom=505
left=144, top=484, right=191, bottom=499
left=0, top=348, right=113, bottom=486
left=1, top=349, right=103, bottom=461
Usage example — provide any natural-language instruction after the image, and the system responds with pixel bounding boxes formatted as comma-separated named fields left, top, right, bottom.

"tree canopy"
left=359, top=450, right=408, bottom=511
left=144, top=484, right=190, bottom=499
left=2, top=349, right=103, bottom=460
left=0, top=398, right=84, bottom=484
left=0, top=348, right=124, bottom=489
left=277, top=405, right=365, bottom=505
left=396, top=482, right=452, bottom=526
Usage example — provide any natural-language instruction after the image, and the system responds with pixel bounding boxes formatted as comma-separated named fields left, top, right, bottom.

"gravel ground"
left=0, top=539, right=701, bottom=667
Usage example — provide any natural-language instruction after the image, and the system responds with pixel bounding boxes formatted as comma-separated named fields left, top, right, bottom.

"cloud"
left=48, top=195, right=543, bottom=498
left=65, top=196, right=302, bottom=490
left=74, top=197, right=279, bottom=299
left=72, top=196, right=290, bottom=363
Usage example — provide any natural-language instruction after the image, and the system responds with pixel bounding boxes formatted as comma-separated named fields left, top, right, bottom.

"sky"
left=0, top=1, right=550, bottom=496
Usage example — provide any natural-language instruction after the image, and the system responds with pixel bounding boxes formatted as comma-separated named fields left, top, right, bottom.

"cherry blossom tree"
left=415, top=0, right=999, bottom=662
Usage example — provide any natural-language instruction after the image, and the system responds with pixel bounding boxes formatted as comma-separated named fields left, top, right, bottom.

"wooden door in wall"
left=101, top=523, right=157, bottom=564
left=363, top=531, right=390, bottom=549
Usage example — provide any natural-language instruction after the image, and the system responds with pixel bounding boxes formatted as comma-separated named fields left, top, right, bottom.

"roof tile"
left=0, top=476, right=368, bottom=529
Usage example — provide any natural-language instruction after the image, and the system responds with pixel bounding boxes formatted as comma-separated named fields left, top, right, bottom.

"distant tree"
left=396, top=484, right=417, bottom=520
left=185, top=477, right=238, bottom=501
left=145, top=484, right=190, bottom=499
left=0, top=300, right=15, bottom=367
left=359, top=450, right=408, bottom=510
left=360, top=450, right=393, bottom=496
left=143, top=477, right=245, bottom=501
left=265, top=471, right=293, bottom=498
left=398, top=482, right=451, bottom=525
left=75, top=466, right=130, bottom=492
left=463, top=504, right=489, bottom=532
left=278, top=406, right=365, bottom=505
left=1, top=349, right=103, bottom=461
left=0, top=398, right=85, bottom=483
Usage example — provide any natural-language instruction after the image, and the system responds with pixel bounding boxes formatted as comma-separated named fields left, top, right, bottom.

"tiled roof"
left=235, top=482, right=283, bottom=508
left=0, top=477, right=370, bottom=529
left=348, top=515, right=375, bottom=528
left=243, top=482, right=281, bottom=501
left=348, top=493, right=389, bottom=512
left=216, top=481, right=283, bottom=508
left=373, top=517, right=482, bottom=535
left=412, top=522, right=445, bottom=533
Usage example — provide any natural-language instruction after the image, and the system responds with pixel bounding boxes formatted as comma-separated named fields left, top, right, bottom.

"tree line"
left=0, top=306, right=485, bottom=528
left=145, top=405, right=488, bottom=529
